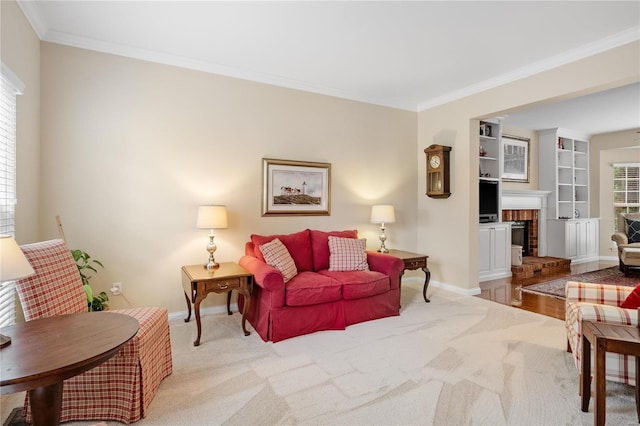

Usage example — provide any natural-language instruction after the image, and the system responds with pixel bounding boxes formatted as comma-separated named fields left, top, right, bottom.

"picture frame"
left=262, top=158, right=331, bottom=216
left=501, top=135, right=530, bottom=183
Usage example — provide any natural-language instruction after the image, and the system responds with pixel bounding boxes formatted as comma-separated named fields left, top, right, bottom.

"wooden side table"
left=387, top=249, right=431, bottom=303
left=182, top=262, right=253, bottom=346
left=580, top=320, right=640, bottom=426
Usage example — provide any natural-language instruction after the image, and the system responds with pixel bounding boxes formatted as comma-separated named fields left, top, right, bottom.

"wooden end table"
left=182, top=262, right=253, bottom=346
left=580, top=320, right=640, bottom=426
left=0, top=312, right=138, bottom=426
left=387, top=249, right=431, bottom=303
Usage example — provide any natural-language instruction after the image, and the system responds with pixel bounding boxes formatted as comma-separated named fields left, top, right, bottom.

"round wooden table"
left=0, top=312, right=138, bottom=426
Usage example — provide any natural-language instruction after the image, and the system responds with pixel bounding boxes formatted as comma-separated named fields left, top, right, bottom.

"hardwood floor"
left=478, top=259, right=618, bottom=321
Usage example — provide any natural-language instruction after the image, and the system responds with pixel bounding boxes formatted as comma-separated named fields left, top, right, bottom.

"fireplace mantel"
left=502, top=189, right=551, bottom=210
left=501, top=189, right=552, bottom=256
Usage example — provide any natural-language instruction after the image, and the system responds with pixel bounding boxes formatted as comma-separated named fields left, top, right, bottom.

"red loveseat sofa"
left=238, top=229, right=405, bottom=342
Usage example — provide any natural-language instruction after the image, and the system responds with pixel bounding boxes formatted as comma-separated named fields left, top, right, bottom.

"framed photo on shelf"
left=262, top=158, right=331, bottom=216
left=501, top=135, right=530, bottom=183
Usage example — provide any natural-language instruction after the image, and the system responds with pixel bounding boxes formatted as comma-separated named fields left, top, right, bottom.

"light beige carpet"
left=2, top=281, right=637, bottom=425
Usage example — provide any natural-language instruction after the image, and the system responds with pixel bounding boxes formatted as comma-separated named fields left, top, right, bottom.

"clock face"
left=429, top=155, right=441, bottom=169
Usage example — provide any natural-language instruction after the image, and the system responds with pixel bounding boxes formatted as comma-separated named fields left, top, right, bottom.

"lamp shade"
left=196, top=205, right=228, bottom=229
left=0, top=235, right=35, bottom=282
left=370, top=205, right=396, bottom=224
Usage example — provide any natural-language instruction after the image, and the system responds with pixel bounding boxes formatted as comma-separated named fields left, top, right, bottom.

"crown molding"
left=43, top=29, right=416, bottom=111
left=16, top=0, right=47, bottom=39
left=15, top=1, right=639, bottom=113
left=417, top=26, right=640, bottom=112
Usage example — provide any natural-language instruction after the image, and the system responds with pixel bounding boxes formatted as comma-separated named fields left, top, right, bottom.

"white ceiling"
left=16, top=1, right=640, bottom=134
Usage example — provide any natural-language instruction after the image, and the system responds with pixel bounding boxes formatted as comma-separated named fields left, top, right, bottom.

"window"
left=0, top=63, right=25, bottom=327
left=613, top=162, right=640, bottom=232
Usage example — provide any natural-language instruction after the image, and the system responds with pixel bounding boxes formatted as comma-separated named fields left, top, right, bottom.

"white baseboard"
left=402, top=276, right=481, bottom=297
left=599, top=255, right=619, bottom=262
left=168, top=304, right=237, bottom=322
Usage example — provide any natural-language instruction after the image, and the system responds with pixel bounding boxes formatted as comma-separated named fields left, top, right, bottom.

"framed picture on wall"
left=502, top=135, right=530, bottom=182
left=262, top=158, right=331, bottom=216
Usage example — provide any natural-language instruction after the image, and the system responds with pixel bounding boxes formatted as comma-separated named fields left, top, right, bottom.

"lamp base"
left=378, top=247, right=390, bottom=254
left=204, top=261, right=220, bottom=270
left=0, top=333, right=11, bottom=348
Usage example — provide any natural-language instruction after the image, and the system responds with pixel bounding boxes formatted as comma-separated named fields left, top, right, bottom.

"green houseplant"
left=71, top=249, right=108, bottom=311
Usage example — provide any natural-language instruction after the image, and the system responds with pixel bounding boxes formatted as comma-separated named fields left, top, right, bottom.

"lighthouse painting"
left=262, top=158, right=331, bottom=216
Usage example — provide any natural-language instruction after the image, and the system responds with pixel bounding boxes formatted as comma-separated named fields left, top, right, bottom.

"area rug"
left=521, top=266, right=640, bottom=299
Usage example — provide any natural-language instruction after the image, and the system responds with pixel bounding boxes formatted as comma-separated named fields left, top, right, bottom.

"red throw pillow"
left=620, top=284, right=640, bottom=309
left=251, top=229, right=313, bottom=272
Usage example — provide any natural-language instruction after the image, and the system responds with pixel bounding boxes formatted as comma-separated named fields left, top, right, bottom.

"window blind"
left=613, top=162, right=640, bottom=232
left=0, top=64, right=24, bottom=327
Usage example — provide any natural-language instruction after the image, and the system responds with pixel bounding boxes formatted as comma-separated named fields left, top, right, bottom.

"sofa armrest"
left=565, top=281, right=633, bottom=306
left=611, top=232, right=629, bottom=246
left=239, top=255, right=285, bottom=292
left=367, top=251, right=404, bottom=290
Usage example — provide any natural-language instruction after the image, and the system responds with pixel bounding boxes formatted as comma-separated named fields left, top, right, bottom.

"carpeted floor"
left=521, top=266, right=640, bottom=299
left=3, top=279, right=636, bottom=425
left=2, top=408, right=25, bottom=426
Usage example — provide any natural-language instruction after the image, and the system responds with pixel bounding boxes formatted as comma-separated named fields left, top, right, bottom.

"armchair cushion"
left=625, top=217, right=640, bottom=243
left=17, top=239, right=87, bottom=320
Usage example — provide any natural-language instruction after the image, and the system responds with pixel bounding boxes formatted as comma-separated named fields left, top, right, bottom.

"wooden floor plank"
left=478, top=260, right=618, bottom=321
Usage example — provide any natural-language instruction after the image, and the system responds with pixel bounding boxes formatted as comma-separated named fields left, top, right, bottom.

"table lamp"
left=370, top=205, right=395, bottom=253
left=0, top=235, right=35, bottom=348
left=196, top=205, right=228, bottom=270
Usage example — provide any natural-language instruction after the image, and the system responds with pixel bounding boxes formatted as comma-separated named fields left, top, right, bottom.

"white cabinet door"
left=479, top=226, right=492, bottom=275
left=577, top=221, right=588, bottom=257
left=586, top=220, right=599, bottom=257
left=566, top=221, right=578, bottom=258
left=493, top=225, right=509, bottom=271
left=479, top=223, right=512, bottom=281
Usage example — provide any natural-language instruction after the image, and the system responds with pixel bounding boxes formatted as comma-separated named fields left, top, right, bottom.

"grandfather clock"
left=424, top=144, right=452, bottom=199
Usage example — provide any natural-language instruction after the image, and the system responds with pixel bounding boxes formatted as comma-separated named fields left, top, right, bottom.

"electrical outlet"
left=110, top=282, right=122, bottom=295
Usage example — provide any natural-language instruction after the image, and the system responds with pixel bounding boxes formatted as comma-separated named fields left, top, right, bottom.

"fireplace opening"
left=512, top=221, right=530, bottom=257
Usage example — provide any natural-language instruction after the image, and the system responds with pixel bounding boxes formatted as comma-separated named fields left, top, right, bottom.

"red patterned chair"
left=565, top=281, right=637, bottom=387
left=16, top=239, right=172, bottom=424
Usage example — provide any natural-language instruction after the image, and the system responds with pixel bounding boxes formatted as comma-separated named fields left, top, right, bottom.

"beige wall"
left=1, top=0, right=40, bottom=243
left=39, top=43, right=417, bottom=313
left=590, top=129, right=640, bottom=258
left=417, top=41, right=640, bottom=292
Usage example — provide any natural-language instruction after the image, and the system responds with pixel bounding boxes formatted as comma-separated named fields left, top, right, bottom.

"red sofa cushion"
left=310, top=229, right=358, bottom=271
left=285, top=271, right=342, bottom=306
left=318, top=270, right=389, bottom=300
left=251, top=229, right=313, bottom=272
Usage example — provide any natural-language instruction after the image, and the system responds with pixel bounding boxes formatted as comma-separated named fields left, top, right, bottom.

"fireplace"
left=511, top=221, right=530, bottom=256
left=501, top=189, right=551, bottom=257
left=502, top=209, right=539, bottom=257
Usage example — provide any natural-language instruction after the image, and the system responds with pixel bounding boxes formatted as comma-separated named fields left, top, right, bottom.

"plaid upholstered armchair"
left=16, top=239, right=172, bottom=424
left=565, top=281, right=637, bottom=387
